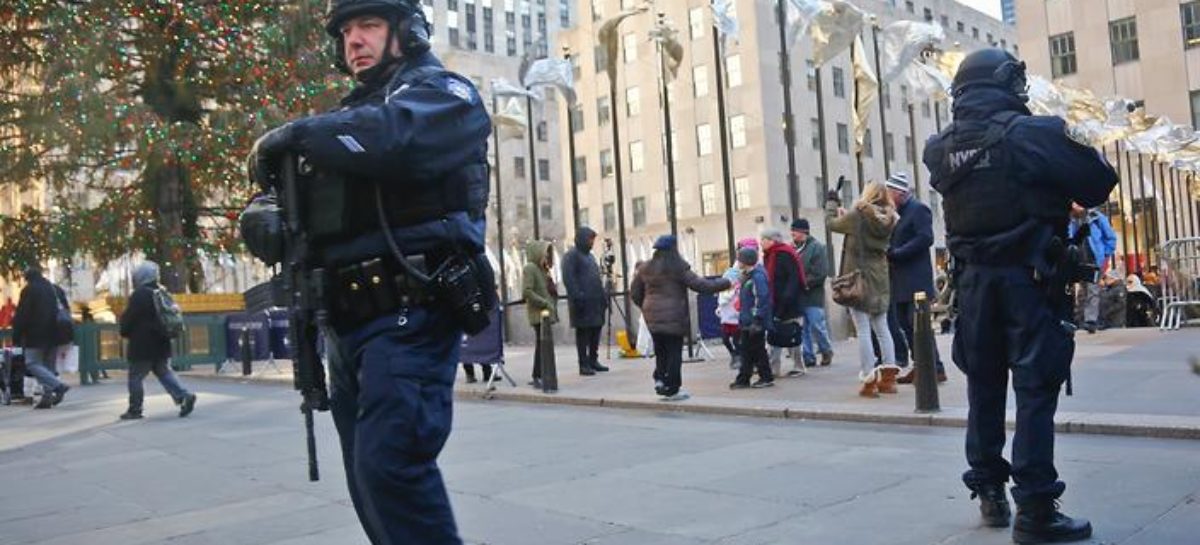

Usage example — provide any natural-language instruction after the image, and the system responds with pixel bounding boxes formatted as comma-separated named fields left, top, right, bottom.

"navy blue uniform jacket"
left=888, top=196, right=936, bottom=303
left=923, top=88, right=1117, bottom=267
left=288, top=52, right=492, bottom=261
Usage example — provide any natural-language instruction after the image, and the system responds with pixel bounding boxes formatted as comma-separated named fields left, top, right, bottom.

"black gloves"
left=239, top=192, right=286, bottom=265
left=247, top=122, right=298, bottom=190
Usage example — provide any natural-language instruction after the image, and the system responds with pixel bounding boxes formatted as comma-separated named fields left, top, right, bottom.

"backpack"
left=152, top=287, right=185, bottom=338
left=53, top=289, right=74, bottom=345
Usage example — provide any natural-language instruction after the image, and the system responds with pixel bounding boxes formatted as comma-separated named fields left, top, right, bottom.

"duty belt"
left=326, top=251, right=451, bottom=329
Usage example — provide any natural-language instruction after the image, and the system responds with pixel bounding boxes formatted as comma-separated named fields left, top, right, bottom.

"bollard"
left=912, top=292, right=941, bottom=413
left=539, top=310, right=558, bottom=393
left=240, top=326, right=253, bottom=376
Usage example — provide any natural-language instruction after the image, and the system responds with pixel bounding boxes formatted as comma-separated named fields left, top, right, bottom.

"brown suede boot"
left=878, top=366, right=900, bottom=394
left=858, top=370, right=880, bottom=398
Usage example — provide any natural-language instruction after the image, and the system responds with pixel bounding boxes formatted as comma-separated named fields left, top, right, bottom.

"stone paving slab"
left=179, top=326, right=1200, bottom=440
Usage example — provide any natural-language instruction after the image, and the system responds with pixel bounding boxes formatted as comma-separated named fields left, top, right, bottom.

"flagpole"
left=1124, top=148, right=1142, bottom=275
left=775, top=0, right=801, bottom=218
left=853, top=61, right=865, bottom=190
left=608, top=51, right=632, bottom=320
left=871, top=20, right=891, bottom=180
left=816, top=64, right=835, bottom=314
left=563, top=46, right=581, bottom=234
left=933, top=100, right=943, bottom=132
left=1166, top=162, right=1180, bottom=242
left=712, top=29, right=736, bottom=261
left=1134, top=151, right=1147, bottom=274
left=907, top=103, right=920, bottom=197
left=491, top=94, right=510, bottom=313
left=658, top=12, right=679, bottom=237
left=1112, top=144, right=1131, bottom=270
left=524, top=93, right=541, bottom=240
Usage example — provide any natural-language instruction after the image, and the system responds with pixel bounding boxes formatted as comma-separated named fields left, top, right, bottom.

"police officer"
left=241, top=1, right=491, bottom=543
left=924, top=49, right=1116, bottom=544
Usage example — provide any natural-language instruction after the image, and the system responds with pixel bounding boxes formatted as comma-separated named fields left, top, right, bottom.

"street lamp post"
left=774, top=0, right=801, bottom=218
left=563, top=46, right=581, bottom=233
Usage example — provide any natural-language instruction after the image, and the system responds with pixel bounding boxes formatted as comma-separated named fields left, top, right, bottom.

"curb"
left=185, top=374, right=1200, bottom=441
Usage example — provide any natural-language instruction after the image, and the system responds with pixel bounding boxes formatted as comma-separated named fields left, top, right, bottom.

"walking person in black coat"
left=561, top=227, right=610, bottom=375
left=883, top=173, right=947, bottom=383
left=12, top=266, right=71, bottom=409
left=118, top=261, right=196, bottom=420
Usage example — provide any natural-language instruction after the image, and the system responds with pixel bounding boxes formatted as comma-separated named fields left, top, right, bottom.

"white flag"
left=879, top=21, right=945, bottom=85
left=523, top=58, right=576, bottom=104
left=711, top=0, right=739, bottom=45
left=810, top=1, right=867, bottom=67
left=491, top=78, right=541, bottom=101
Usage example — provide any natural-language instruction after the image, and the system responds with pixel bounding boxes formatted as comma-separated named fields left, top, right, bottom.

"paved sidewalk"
left=182, top=327, right=1200, bottom=439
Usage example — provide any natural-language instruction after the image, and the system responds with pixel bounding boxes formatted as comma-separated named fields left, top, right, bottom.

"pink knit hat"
left=736, top=237, right=759, bottom=250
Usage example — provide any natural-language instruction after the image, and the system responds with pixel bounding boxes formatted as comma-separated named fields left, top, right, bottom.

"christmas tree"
left=0, top=0, right=350, bottom=290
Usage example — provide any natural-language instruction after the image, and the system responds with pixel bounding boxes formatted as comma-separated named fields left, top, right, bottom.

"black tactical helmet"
left=325, top=0, right=417, bottom=37
left=951, top=48, right=1028, bottom=101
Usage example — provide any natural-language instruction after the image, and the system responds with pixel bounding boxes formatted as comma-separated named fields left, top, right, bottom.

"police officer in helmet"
left=924, top=48, right=1116, bottom=544
left=241, top=0, right=491, bottom=543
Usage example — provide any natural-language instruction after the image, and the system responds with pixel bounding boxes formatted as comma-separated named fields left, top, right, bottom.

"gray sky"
left=955, top=0, right=1002, bottom=20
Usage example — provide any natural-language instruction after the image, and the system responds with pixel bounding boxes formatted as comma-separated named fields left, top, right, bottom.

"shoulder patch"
left=446, top=78, right=475, bottom=104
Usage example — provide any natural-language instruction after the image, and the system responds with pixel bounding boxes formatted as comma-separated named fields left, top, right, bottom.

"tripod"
left=603, top=273, right=631, bottom=360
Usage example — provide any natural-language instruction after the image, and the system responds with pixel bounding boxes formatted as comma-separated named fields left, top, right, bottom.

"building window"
left=807, top=60, right=817, bottom=91
left=603, top=202, right=616, bottom=231
left=700, top=183, right=717, bottom=216
left=836, top=123, right=849, bottom=154
left=832, top=67, right=846, bottom=98
left=726, top=55, right=743, bottom=88
left=623, top=33, right=638, bottom=63
left=538, top=159, right=550, bottom=181
left=1184, top=2, right=1200, bottom=48
left=972, top=27, right=979, bottom=39
left=629, top=140, right=645, bottom=172
left=560, top=0, right=570, bottom=27
left=940, top=15, right=949, bottom=28
left=696, top=124, right=713, bottom=156
left=811, top=118, right=821, bottom=150
left=693, top=66, right=709, bottom=97
left=625, top=87, right=640, bottom=117
left=905, top=136, right=914, bottom=164
left=734, top=176, right=750, bottom=210
left=632, top=197, right=647, bottom=227
left=573, top=156, right=587, bottom=183
left=863, top=128, right=873, bottom=157
left=689, top=7, right=705, bottom=40
left=730, top=115, right=747, bottom=148
left=923, top=8, right=932, bottom=22
left=536, top=121, right=547, bottom=142
left=1050, top=32, right=1077, bottom=77
left=516, top=200, right=529, bottom=221
left=506, top=33, right=517, bottom=56
left=882, top=84, right=891, bottom=109
left=594, top=45, right=608, bottom=74
left=1110, top=17, right=1140, bottom=64
left=884, top=132, right=895, bottom=163
left=541, top=203, right=553, bottom=221
left=905, top=1, right=914, bottom=13
left=1191, top=90, right=1200, bottom=130
left=600, top=149, right=614, bottom=178
left=484, top=32, right=494, bottom=52
left=513, top=156, right=525, bottom=178
left=921, top=101, right=931, bottom=118
left=987, top=33, right=994, bottom=46
left=570, top=103, right=584, bottom=132
left=956, top=21, right=965, bottom=34
left=578, top=207, right=590, bottom=227
left=598, top=96, right=611, bottom=126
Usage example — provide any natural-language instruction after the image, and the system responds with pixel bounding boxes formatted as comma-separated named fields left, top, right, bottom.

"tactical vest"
left=935, top=111, right=1067, bottom=238
left=302, top=66, right=490, bottom=248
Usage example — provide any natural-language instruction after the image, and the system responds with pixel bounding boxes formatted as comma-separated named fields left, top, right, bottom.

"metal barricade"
left=1158, top=237, right=1200, bottom=330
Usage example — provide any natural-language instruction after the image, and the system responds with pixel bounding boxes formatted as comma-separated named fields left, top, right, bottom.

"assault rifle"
left=279, top=154, right=331, bottom=481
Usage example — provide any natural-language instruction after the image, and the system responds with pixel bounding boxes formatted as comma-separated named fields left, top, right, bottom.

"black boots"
left=1012, top=500, right=1092, bottom=544
left=179, top=393, right=197, bottom=418
left=579, top=365, right=596, bottom=376
left=591, top=360, right=610, bottom=372
left=972, top=483, right=1012, bottom=528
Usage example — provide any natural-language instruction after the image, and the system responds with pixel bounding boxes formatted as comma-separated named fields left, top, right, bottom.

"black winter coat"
left=887, top=197, right=936, bottom=303
left=561, top=228, right=607, bottom=329
left=120, top=286, right=172, bottom=362
left=12, top=273, right=62, bottom=351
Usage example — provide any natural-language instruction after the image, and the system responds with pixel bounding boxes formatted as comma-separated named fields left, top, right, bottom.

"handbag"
left=831, top=215, right=868, bottom=308
left=767, top=319, right=802, bottom=348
